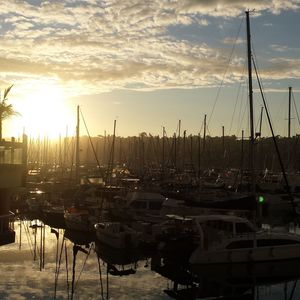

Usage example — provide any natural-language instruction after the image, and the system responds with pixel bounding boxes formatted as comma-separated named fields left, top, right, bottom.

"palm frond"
left=0, top=86, right=19, bottom=120
left=3, top=85, right=13, bottom=101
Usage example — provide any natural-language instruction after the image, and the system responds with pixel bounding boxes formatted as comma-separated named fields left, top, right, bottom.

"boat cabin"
left=126, top=192, right=165, bottom=210
left=191, top=215, right=256, bottom=236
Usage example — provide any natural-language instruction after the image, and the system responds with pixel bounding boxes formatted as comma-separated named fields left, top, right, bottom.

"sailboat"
left=158, top=11, right=300, bottom=268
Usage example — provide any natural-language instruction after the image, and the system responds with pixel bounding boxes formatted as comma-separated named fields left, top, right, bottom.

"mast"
left=203, top=114, right=207, bottom=170
left=198, top=132, right=201, bottom=180
left=64, top=126, right=68, bottom=172
left=240, top=130, right=244, bottom=188
left=222, top=125, right=225, bottom=171
left=173, top=133, right=177, bottom=171
left=246, top=10, right=255, bottom=194
left=108, top=119, right=117, bottom=185
left=222, top=125, right=225, bottom=157
left=203, top=114, right=207, bottom=152
left=288, top=86, right=292, bottom=169
left=259, top=106, right=264, bottom=137
left=183, top=129, right=186, bottom=171
left=103, top=130, right=106, bottom=165
left=288, top=86, right=292, bottom=138
left=162, top=126, right=165, bottom=179
left=75, top=105, right=80, bottom=184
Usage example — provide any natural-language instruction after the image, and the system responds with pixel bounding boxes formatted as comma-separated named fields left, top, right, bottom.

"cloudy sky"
left=0, top=0, right=300, bottom=138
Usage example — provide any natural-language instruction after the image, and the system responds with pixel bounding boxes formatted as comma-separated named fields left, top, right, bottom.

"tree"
left=0, top=85, right=19, bottom=140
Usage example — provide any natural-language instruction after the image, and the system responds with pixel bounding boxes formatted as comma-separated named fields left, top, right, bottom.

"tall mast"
left=198, top=132, right=201, bottom=179
left=64, top=126, right=68, bottom=171
left=288, top=86, right=292, bottom=138
left=109, top=119, right=117, bottom=184
left=222, top=125, right=225, bottom=170
left=288, top=86, right=292, bottom=169
left=222, top=126, right=225, bottom=154
left=75, top=105, right=80, bottom=184
left=183, top=129, right=186, bottom=171
left=246, top=10, right=255, bottom=193
left=162, top=126, right=165, bottom=179
left=259, top=106, right=264, bottom=136
left=203, top=114, right=207, bottom=170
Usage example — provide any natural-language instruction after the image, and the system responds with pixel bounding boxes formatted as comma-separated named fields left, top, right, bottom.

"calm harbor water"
left=1, top=220, right=300, bottom=299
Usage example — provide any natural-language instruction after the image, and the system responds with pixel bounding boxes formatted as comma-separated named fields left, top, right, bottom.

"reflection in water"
left=1, top=219, right=300, bottom=299
left=152, top=251, right=300, bottom=300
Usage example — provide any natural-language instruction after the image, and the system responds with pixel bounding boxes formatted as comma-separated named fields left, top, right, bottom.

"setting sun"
left=7, top=82, right=76, bottom=139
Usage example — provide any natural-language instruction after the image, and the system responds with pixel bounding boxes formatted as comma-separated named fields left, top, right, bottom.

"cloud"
left=177, top=0, right=300, bottom=17
left=223, top=37, right=245, bottom=45
left=263, top=58, right=300, bottom=79
left=0, top=0, right=299, bottom=95
left=270, top=44, right=300, bottom=52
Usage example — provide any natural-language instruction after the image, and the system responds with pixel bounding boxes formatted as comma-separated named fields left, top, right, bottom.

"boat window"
left=226, top=240, right=253, bottom=249
left=235, top=222, right=254, bottom=233
left=257, top=239, right=300, bottom=247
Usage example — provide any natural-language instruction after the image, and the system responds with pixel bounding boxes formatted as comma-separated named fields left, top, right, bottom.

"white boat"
left=187, top=214, right=300, bottom=265
left=95, top=222, right=140, bottom=249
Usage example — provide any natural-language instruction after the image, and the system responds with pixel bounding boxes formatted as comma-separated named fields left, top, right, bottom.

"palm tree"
left=0, top=85, right=19, bottom=140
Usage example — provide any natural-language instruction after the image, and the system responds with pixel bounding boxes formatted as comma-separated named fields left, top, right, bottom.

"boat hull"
left=189, top=243, right=300, bottom=265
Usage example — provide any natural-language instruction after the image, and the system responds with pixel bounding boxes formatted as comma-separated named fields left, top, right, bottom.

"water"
left=1, top=220, right=300, bottom=299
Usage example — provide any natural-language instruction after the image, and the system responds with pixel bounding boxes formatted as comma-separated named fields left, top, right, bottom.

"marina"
left=1, top=3, right=300, bottom=300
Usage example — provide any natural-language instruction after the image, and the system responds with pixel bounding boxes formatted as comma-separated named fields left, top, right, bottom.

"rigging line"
left=255, top=106, right=262, bottom=133
left=236, top=90, right=248, bottom=137
left=207, top=16, right=244, bottom=128
left=199, top=119, right=204, bottom=136
left=42, top=223, right=45, bottom=269
left=206, top=126, right=211, bottom=136
left=74, top=243, right=93, bottom=290
left=65, top=241, right=70, bottom=300
left=69, top=137, right=76, bottom=182
left=79, top=108, right=101, bottom=169
left=106, top=264, right=109, bottom=300
left=53, top=229, right=59, bottom=292
left=25, top=220, right=35, bottom=256
left=54, top=233, right=66, bottom=299
left=252, top=47, right=276, bottom=133
left=23, top=219, right=34, bottom=257
left=71, top=245, right=78, bottom=300
left=97, top=254, right=105, bottom=300
left=252, top=56, right=298, bottom=217
left=292, top=92, right=300, bottom=128
left=228, top=63, right=246, bottom=136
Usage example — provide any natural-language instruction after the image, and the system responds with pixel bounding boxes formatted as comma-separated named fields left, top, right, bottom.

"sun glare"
left=9, top=82, right=76, bottom=139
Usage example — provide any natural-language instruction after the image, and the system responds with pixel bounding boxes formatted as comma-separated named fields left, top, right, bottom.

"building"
left=0, top=136, right=27, bottom=246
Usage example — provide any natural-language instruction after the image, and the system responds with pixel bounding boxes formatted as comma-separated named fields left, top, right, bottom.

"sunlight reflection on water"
left=0, top=221, right=168, bottom=300
left=1, top=220, right=300, bottom=299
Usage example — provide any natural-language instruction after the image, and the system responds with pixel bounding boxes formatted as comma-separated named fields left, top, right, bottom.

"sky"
left=0, top=0, right=300, bottom=139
